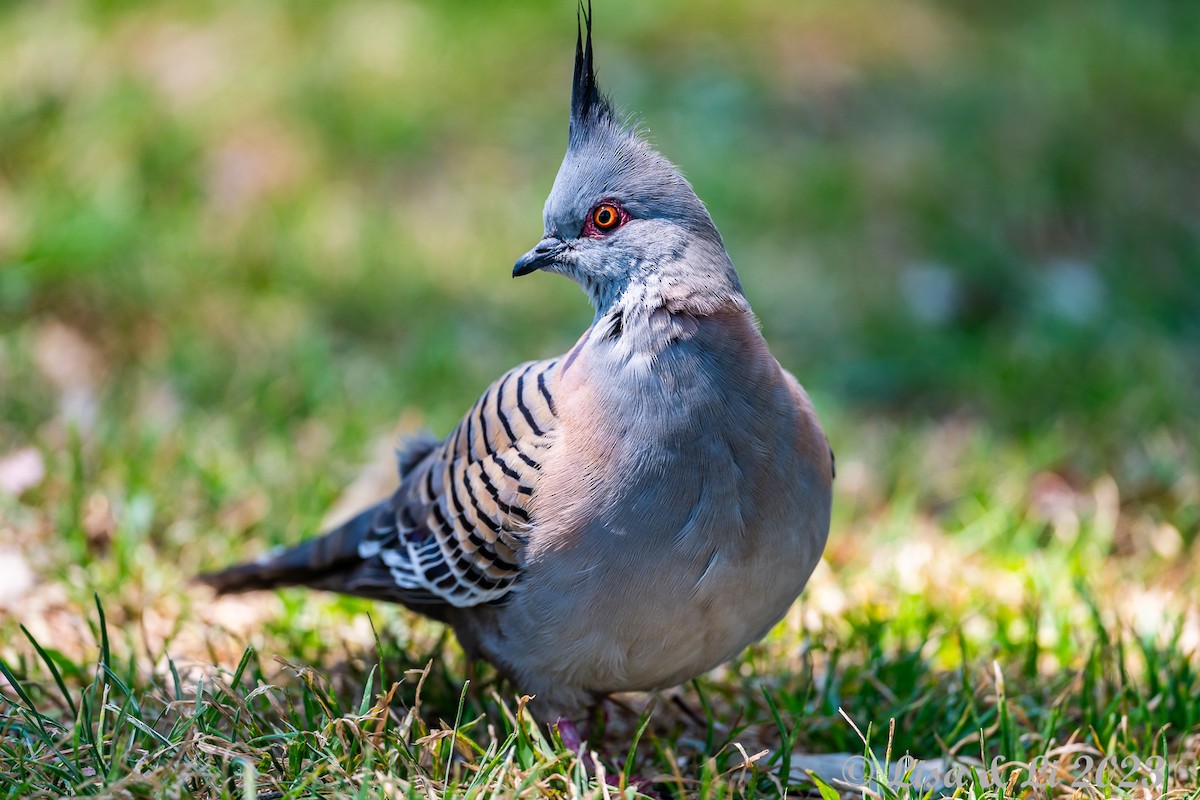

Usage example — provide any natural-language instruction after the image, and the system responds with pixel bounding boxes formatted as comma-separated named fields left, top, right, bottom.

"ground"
left=1, top=1, right=1198, bottom=798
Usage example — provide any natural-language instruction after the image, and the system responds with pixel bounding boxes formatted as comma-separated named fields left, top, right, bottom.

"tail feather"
left=196, top=504, right=380, bottom=595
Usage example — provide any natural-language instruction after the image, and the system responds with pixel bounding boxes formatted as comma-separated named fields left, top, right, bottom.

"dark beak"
left=513, top=237, right=566, bottom=278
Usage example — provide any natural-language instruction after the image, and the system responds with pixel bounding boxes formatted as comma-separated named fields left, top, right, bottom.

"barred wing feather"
left=357, top=359, right=559, bottom=607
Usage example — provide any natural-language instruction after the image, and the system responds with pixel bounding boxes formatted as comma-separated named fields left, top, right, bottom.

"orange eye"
left=592, top=203, right=620, bottom=231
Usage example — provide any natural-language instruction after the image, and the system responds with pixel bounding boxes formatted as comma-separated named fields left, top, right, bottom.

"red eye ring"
left=593, top=204, right=618, bottom=230
left=583, top=201, right=627, bottom=237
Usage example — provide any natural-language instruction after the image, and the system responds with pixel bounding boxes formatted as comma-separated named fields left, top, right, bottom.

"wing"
left=355, top=358, right=560, bottom=607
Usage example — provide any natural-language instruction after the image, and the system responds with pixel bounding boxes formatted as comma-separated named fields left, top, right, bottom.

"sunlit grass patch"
left=1, top=596, right=598, bottom=799
left=2, top=553, right=1198, bottom=798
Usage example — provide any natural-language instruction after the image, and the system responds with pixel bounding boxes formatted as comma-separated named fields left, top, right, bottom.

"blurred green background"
left=1, top=0, right=1197, bottom=572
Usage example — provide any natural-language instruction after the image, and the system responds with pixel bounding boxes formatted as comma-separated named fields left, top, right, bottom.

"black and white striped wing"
left=358, top=359, right=560, bottom=607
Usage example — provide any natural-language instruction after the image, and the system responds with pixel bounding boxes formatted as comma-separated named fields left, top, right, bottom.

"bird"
left=198, top=3, right=834, bottom=734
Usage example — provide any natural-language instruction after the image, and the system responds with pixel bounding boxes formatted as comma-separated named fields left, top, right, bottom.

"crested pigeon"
left=198, top=5, right=834, bottom=724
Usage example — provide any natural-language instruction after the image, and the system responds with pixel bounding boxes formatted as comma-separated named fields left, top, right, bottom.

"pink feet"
left=554, top=716, right=656, bottom=796
left=555, top=716, right=585, bottom=752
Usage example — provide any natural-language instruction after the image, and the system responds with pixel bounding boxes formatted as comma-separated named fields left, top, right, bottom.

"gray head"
left=513, top=4, right=744, bottom=315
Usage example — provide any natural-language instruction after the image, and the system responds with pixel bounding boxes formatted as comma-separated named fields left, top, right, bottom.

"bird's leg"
left=554, top=695, right=605, bottom=753
left=553, top=700, right=656, bottom=795
left=555, top=716, right=585, bottom=753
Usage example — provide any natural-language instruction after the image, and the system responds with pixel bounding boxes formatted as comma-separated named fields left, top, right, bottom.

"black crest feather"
left=570, top=1, right=614, bottom=140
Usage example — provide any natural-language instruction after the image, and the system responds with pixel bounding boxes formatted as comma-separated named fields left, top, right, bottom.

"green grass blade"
left=19, top=625, right=80, bottom=721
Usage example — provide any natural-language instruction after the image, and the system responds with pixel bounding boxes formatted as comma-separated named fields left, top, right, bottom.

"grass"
left=1, top=0, right=1198, bottom=797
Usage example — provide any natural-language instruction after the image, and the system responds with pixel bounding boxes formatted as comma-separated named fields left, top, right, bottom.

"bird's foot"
left=555, top=716, right=586, bottom=753
left=554, top=710, right=658, bottom=796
